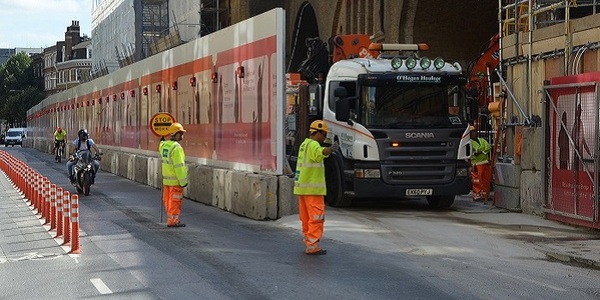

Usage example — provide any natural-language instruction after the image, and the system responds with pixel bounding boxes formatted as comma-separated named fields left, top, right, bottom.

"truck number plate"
left=405, top=189, right=433, bottom=196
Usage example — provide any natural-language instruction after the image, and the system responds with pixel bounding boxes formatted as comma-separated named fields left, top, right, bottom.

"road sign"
left=150, top=112, right=175, bottom=137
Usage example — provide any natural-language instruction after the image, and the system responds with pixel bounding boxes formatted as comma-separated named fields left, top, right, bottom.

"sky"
left=0, top=0, right=92, bottom=49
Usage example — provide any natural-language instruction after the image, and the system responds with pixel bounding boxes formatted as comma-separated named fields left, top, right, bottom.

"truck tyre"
left=324, top=153, right=352, bottom=207
left=426, top=195, right=455, bottom=209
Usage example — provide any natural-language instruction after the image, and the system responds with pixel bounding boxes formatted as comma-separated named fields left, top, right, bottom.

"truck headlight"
left=355, top=169, right=381, bottom=178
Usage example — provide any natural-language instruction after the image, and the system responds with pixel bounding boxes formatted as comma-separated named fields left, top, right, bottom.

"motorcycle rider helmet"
left=169, top=122, right=186, bottom=135
left=309, top=120, right=329, bottom=134
left=78, top=128, right=89, bottom=141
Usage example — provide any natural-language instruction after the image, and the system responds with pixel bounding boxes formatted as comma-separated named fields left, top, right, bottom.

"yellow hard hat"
left=169, top=122, right=186, bottom=135
left=309, top=120, right=329, bottom=133
left=469, top=125, right=477, bottom=132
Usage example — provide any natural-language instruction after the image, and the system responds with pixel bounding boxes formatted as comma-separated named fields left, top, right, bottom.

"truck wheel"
left=426, top=195, right=455, bottom=209
left=324, top=153, right=352, bottom=207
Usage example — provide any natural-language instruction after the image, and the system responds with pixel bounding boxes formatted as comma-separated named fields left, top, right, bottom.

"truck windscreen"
left=357, top=75, right=468, bottom=129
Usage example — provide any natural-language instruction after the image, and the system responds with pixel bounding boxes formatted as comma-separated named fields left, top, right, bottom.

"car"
left=4, top=128, right=26, bottom=147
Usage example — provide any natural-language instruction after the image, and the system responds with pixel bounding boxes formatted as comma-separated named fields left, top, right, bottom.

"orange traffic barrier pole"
left=56, top=187, right=64, bottom=238
left=70, top=194, right=80, bottom=254
left=62, top=191, right=71, bottom=245
left=33, top=175, right=40, bottom=213
left=50, top=184, right=57, bottom=230
left=43, top=178, right=50, bottom=224
left=26, top=170, right=34, bottom=206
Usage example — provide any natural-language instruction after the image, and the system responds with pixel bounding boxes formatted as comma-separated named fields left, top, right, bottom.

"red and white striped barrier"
left=0, top=150, right=81, bottom=254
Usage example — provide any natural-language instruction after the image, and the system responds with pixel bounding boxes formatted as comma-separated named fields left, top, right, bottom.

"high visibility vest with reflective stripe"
left=471, top=137, right=491, bottom=165
left=159, top=140, right=188, bottom=186
left=294, top=138, right=328, bottom=195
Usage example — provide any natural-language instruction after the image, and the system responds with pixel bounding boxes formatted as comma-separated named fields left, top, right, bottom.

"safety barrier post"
left=56, top=187, right=64, bottom=238
left=62, top=191, right=71, bottom=245
left=70, top=195, right=80, bottom=254
left=43, top=178, right=50, bottom=224
left=33, top=175, right=40, bottom=213
left=49, top=184, right=57, bottom=230
left=26, top=169, right=34, bottom=206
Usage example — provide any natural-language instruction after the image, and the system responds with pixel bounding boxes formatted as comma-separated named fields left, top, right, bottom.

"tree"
left=0, top=51, right=42, bottom=128
left=2, top=87, right=44, bottom=127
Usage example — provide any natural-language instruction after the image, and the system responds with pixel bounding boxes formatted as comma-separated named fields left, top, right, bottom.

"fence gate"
left=544, top=75, right=599, bottom=229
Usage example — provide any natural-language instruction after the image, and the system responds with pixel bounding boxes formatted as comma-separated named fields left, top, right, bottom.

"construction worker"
left=469, top=125, right=492, bottom=204
left=293, top=120, right=339, bottom=255
left=159, top=122, right=188, bottom=227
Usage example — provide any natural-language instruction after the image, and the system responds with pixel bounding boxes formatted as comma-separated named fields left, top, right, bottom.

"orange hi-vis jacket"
left=159, top=140, right=188, bottom=187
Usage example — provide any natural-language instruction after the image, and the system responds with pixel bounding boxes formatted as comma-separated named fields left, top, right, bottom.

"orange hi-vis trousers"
left=471, top=163, right=492, bottom=202
left=298, top=195, right=325, bottom=253
left=162, top=185, right=184, bottom=226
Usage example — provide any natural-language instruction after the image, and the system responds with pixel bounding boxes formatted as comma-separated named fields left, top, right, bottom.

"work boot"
left=306, top=249, right=327, bottom=255
left=167, top=222, right=186, bottom=228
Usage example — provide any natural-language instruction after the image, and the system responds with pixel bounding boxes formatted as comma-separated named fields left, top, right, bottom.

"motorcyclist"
left=52, top=127, right=67, bottom=155
left=66, top=129, right=102, bottom=184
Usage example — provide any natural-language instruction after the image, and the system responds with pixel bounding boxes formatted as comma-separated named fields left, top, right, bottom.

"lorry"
left=287, top=35, right=472, bottom=208
left=4, top=127, right=26, bottom=147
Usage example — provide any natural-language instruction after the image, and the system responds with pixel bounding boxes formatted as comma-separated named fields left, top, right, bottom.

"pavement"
left=2, top=167, right=600, bottom=270
left=0, top=171, right=68, bottom=263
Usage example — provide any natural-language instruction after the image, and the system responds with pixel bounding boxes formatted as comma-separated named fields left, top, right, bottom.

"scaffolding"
left=141, top=0, right=170, bottom=58
left=200, top=0, right=227, bottom=36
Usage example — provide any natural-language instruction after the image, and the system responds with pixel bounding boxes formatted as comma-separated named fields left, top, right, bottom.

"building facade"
left=43, top=21, right=92, bottom=95
left=496, top=1, right=600, bottom=228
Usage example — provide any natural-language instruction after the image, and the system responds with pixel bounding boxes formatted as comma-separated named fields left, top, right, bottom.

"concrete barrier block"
left=494, top=162, right=521, bottom=188
left=213, top=168, right=228, bottom=209
left=147, top=157, right=161, bottom=189
left=186, top=164, right=214, bottom=205
left=118, top=153, right=130, bottom=179
left=226, top=172, right=278, bottom=220
left=134, top=156, right=148, bottom=185
left=278, top=176, right=298, bottom=217
left=494, top=185, right=521, bottom=210
left=520, top=170, right=544, bottom=215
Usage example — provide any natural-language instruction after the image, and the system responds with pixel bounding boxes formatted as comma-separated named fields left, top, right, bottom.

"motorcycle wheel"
left=83, top=172, right=92, bottom=196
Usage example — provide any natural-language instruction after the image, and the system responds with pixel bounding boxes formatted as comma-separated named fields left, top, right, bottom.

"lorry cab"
left=322, top=52, right=472, bottom=208
left=5, top=127, right=26, bottom=147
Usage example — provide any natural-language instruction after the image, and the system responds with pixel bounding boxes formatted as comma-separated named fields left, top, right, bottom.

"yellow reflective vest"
left=471, top=137, right=491, bottom=165
left=293, top=138, right=329, bottom=195
left=159, top=140, right=188, bottom=187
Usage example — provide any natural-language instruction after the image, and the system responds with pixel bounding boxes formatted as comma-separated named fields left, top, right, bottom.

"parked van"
left=5, top=128, right=26, bottom=147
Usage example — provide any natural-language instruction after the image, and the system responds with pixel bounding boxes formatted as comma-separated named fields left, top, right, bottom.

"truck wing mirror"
left=334, top=87, right=348, bottom=98
left=336, top=98, right=351, bottom=123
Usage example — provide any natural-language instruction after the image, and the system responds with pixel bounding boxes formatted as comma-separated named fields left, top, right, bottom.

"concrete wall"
left=26, top=139, right=298, bottom=220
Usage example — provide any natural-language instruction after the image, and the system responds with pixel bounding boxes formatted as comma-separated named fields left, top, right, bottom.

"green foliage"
left=0, top=51, right=42, bottom=127
left=2, top=87, right=44, bottom=127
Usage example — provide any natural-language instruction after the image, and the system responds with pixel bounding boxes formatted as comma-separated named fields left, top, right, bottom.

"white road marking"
left=90, top=278, right=113, bottom=294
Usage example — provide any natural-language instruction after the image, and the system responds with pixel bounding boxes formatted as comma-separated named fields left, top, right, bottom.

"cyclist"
left=53, top=127, right=67, bottom=155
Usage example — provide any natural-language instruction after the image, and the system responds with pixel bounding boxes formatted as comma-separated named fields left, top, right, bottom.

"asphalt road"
left=2, top=146, right=600, bottom=300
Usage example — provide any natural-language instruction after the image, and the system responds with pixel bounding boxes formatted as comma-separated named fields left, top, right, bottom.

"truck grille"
left=373, top=129, right=464, bottom=185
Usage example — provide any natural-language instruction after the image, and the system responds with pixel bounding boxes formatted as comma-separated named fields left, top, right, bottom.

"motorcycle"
left=70, top=150, right=102, bottom=196
left=55, top=141, right=65, bottom=163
